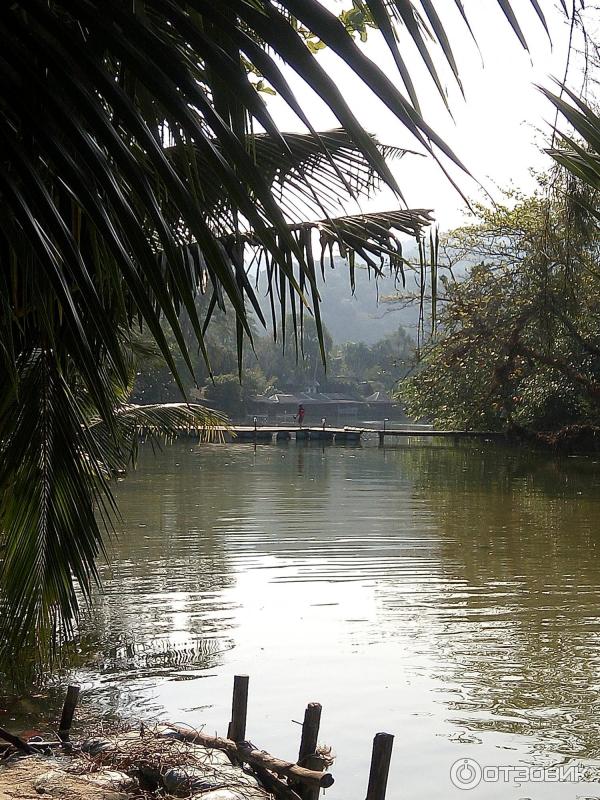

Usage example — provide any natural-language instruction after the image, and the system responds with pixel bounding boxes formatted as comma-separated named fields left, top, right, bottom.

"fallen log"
left=0, top=728, right=36, bottom=755
left=165, top=726, right=334, bottom=789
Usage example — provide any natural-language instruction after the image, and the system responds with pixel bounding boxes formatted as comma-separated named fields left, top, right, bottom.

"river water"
left=4, top=438, right=600, bottom=798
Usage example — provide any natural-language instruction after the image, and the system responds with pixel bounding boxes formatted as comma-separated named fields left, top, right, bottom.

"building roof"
left=252, top=392, right=364, bottom=406
left=365, top=391, right=393, bottom=403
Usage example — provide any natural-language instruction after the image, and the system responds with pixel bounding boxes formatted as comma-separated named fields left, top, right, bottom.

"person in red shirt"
left=295, top=404, right=305, bottom=427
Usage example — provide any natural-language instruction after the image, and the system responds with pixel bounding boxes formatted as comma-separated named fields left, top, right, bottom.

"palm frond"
left=244, top=208, right=433, bottom=274
left=543, top=86, right=600, bottom=194
left=111, top=402, right=228, bottom=446
left=0, top=356, right=228, bottom=656
left=0, top=351, right=107, bottom=652
left=0, top=1, right=558, bottom=403
left=166, top=129, right=420, bottom=229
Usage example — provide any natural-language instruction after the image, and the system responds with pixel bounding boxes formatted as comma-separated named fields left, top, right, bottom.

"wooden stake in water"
left=58, top=684, right=81, bottom=742
left=365, top=732, right=394, bottom=800
left=297, top=703, right=322, bottom=800
left=227, top=674, right=249, bottom=742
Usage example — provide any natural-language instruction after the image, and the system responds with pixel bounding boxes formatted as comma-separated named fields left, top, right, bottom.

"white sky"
left=264, top=1, right=588, bottom=230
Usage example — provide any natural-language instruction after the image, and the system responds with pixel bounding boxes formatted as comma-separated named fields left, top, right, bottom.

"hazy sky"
left=265, top=2, right=588, bottom=230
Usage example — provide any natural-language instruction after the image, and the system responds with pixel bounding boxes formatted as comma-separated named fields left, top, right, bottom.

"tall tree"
left=401, top=178, right=600, bottom=432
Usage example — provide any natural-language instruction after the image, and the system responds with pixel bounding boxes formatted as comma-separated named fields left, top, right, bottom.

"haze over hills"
left=315, top=257, right=421, bottom=343
left=256, top=253, right=422, bottom=344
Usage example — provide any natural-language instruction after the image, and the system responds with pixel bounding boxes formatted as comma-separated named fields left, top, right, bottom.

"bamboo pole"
left=166, top=726, right=334, bottom=789
left=365, top=733, right=394, bottom=800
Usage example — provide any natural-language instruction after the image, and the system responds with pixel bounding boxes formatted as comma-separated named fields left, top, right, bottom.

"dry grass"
left=0, top=725, right=269, bottom=800
left=73, top=726, right=267, bottom=798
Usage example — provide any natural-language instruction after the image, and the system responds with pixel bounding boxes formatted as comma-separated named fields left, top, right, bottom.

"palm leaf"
left=543, top=86, right=600, bottom=193
left=0, top=352, right=227, bottom=657
left=244, top=208, right=433, bottom=275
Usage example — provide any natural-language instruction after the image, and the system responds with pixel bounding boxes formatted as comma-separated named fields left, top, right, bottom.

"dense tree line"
left=135, top=306, right=414, bottom=415
left=401, top=175, right=600, bottom=438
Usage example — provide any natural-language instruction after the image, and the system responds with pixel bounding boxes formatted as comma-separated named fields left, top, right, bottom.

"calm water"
left=4, top=439, right=600, bottom=798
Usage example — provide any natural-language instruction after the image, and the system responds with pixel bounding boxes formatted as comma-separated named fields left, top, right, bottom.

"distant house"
left=249, top=391, right=365, bottom=418
left=248, top=386, right=406, bottom=423
left=365, top=390, right=404, bottom=418
left=365, top=390, right=392, bottom=404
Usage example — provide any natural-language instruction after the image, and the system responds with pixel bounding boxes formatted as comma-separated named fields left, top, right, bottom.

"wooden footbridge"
left=211, top=425, right=503, bottom=445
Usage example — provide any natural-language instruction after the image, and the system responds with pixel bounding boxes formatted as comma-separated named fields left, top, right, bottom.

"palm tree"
left=0, top=1, right=560, bottom=656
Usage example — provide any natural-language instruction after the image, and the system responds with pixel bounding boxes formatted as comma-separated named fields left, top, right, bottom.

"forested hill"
left=256, top=255, right=420, bottom=344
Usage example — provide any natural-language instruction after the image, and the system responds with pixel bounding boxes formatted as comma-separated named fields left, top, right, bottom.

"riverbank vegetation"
left=134, top=308, right=413, bottom=415
left=400, top=174, right=600, bottom=440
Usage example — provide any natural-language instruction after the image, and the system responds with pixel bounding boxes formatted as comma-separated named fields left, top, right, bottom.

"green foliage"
left=133, top=297, right=255, bottom=403
left=401, top=176, right=600, bottom=431
left=137, top=314, right=414, bottom=407
left=339, top=2, right=377, bottom=42
left=204, top=370, right=268, bottom=416
left=253, top=316, right=334, bottom=391
left=0, top=346, right=224, bottom=655
left=336, top=327, right=413, bottom=390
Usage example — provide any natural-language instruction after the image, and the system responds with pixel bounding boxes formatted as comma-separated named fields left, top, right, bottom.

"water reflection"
left=2, top=440, right=600, bottom=799
left=382, top=443, right=600, bottom=770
